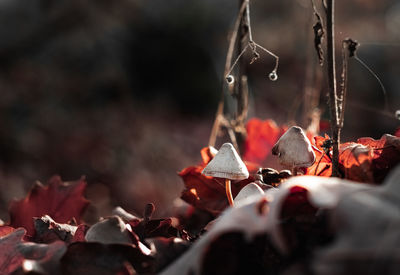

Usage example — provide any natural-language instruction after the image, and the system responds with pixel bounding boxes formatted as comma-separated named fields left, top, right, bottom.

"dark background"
left=0, top=0, right=399, bottom=222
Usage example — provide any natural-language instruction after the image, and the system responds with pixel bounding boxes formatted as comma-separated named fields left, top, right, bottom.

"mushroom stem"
left=225, top=178, right=234, bottom=206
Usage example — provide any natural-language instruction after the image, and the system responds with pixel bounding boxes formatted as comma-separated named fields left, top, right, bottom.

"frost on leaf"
left=9, top=175, right=90, bottom=236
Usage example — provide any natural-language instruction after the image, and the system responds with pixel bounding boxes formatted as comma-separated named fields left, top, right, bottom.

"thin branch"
left=354, top=55, right=390, bottom=112
left=338, top=40, right=349, bottom=127
left=325, top=0, right=340, bottom=177
left=253, top=42, right=279, bottom=73
left=208, top=0, right=280, bottom=148
left=208, top=1, right=247, bottom=147
left=225, top=44, right=250, bottom=78
left=224, top=0, right=248, bottom=76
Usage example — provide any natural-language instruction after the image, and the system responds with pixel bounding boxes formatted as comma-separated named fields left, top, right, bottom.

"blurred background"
left=0, top=0, right=399, bottom=222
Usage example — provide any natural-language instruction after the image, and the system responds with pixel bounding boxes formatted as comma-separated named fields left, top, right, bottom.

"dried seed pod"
left=226, top=75, right=235, bottom=85
left=269, top=71, right=278, bottom=81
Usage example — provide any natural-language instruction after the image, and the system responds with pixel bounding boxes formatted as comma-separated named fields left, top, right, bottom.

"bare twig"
left=325, top=0, right=340, bottom=177
left=338, top=39, right=350, bottom=127
left=208, top=0, right=280, bottom=150
left=311, top=0, right=325, bottom=66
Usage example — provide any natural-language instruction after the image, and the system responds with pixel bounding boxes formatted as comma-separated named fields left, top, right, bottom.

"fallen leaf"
left=0, top=225, right=15, bottom=237
left=34, top=215, right=77, bottom=244
left=355, top=134, right=400, bottom=183
left=147, top=237, right=190, bottom=272
left=9, top=175, right=90, bottom=236
left=306, top=134, right=400, bottom=183
left=242, top=118, right=285, bottom=165
left=0, top=228, right=66, bottom=274
left=60, top=242, right=154, bottom=275
left=72, top=224, right=90, bottom=243
left=85, top=216, right=137, bottom=245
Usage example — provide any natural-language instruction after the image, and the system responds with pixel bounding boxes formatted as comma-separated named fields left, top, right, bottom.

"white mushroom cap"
left=272, top=126, right=315, bottom=168
left=234, top=183, right=264, bottom=206
left=202, top=143, right=249, bottom=180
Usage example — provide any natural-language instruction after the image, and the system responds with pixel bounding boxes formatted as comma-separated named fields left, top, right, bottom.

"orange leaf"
left=305, top=136, right=332, bottom=177
left=306, top=134, right=400, bottom=183
left=9, top=176, right=89, bottom=236
left=243, top=118, right=285, bottom=165
left=353, top=134, right=400, bottom=183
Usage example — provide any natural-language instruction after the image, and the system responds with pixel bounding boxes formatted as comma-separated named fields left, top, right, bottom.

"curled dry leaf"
left=0, top=228, right=67, bottom=274
left=85, top=216, right=137, bottom=245
left=306, top=134, right=400, bottom=183
left=9, top=175, right=89, bottom=236
left=34, top=215, right=77, bottom=244
left=112, top=206, right=180, bottom=242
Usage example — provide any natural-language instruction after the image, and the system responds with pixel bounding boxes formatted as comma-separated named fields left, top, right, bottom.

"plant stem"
left=326, top=0, right=340, bottom=177
left=234, top=0, right=248, bottom=153
left=225, top=179, right=234, bottom=206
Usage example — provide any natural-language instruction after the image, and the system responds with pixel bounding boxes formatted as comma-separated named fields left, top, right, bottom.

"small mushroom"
left=202, top=143, right=249, bottom=206
left=272, top=126, right=315, bottom=175
left=234, top=183, right=264, bottom=207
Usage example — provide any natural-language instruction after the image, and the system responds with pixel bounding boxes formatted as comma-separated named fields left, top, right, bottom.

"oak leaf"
left=9, top=175, right=89, bottom=236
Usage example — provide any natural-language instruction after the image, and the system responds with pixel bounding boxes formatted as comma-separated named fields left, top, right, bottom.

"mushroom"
left=271, top=126, right=315, bottom=175
left=233, top=183, right=264, bottom=207
left=202, top=143, right=249, bottom=206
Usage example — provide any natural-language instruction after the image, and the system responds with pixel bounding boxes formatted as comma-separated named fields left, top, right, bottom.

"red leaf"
left=9, top=175, right=90, bottom=236
left=395, top=127, right=400, bottom=137
left=0, top=228, right=66, bottom=274
left=243, top=118, right=285, bottom=164
left=72, top=224, right=90, bottom=243
left=0, top=225, right=15, bottom=237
